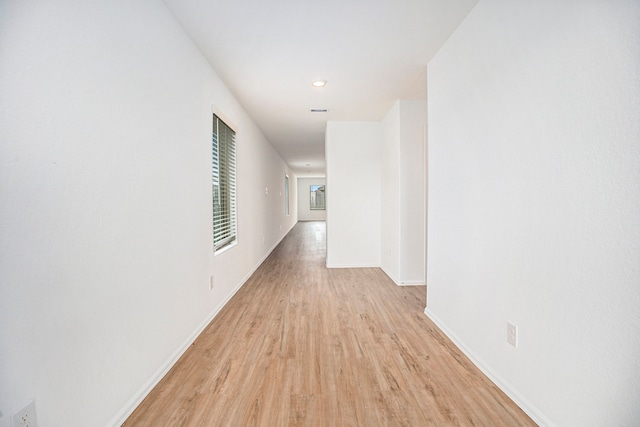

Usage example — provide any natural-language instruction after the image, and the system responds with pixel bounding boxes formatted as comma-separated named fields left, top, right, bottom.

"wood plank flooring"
left=123, top=221, right=536, bottom=426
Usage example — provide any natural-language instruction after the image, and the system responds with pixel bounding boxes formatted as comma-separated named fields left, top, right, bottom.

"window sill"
left=214, top=240, right=237, bottom=256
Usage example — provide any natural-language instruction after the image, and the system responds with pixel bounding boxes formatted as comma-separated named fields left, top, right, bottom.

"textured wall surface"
left=0, top=1, right=296, bottom=426
left=326, top=121, right=382, bottom=268
left=426, top=1, right=640, bottom=426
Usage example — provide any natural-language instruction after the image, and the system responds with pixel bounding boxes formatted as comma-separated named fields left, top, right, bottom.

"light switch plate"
left=507, top=322, right=518, bottom=348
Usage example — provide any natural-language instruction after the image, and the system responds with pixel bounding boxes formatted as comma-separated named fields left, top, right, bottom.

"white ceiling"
left=162, top=0, right=478, bottom=177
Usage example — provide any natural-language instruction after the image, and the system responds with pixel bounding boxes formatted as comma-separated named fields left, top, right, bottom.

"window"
left=310, top=185, right=325, bottom=210
left=212, top=114, right=237, bottom=251
left=285, top=175, right=290, bottom=216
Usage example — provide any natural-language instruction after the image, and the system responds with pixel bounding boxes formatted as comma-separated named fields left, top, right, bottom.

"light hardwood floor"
left=124, top=221, right=536, bottom=426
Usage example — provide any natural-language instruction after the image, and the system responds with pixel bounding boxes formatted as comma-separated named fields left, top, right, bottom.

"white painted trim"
left=326, top=263, right=379, bottom=269
left=108, top=291, right=238, bottom=426
left=423, top=308, right=555, bottom=427
left=323, top=264, right=425, bottom=286
left=422, top=122, right=428, bottom=288
left=380, top=265, right=425, bottom=286
left=211, top=104, right=238, bottom=133
left=108, top=227, right=293, bottom=427
left=214, top=240, right=237, bottom=256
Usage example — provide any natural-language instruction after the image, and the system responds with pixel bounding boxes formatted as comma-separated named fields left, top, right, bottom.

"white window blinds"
left=212, top=115, right=237, bottom=251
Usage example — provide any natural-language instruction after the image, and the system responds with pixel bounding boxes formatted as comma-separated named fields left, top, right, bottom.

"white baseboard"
left=423, top=308, right=554, bottom=427
left=326, top=263, right=379, bottom=268
left=379, top=266, right=425, bottom=286
left=108, top=227, right=293, bottom=426
left=325, top=264, right=425, bottom=287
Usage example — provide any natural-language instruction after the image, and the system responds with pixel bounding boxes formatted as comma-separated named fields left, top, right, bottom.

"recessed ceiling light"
left=312, top=79, right=327, bottom=88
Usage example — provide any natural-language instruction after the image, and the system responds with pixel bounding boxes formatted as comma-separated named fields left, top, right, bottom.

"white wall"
left=327, top=105, right=425, bottom=278
left=399, top=101, right=427, bottom=284
left=381, top=100, right=427, bottom=284
left=426, top=1, right=640, bottom=426
left=381, top=103, right=402, bottom=279
left=325, top=122, right=381, bottom=268
left=297, top=177, right=326, bottom=221
left=0, top=1, right=296, bottom=426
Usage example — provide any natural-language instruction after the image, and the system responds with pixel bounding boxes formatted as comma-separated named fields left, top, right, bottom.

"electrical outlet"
left=12, top=399, right=37, bottom=427
left=209, top=275, right=214, bottom=290
left=507, top=322, right=518, bottom=348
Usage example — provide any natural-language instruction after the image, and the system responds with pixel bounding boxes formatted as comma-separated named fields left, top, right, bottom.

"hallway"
left=124, top=221, right=535, bottom=426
